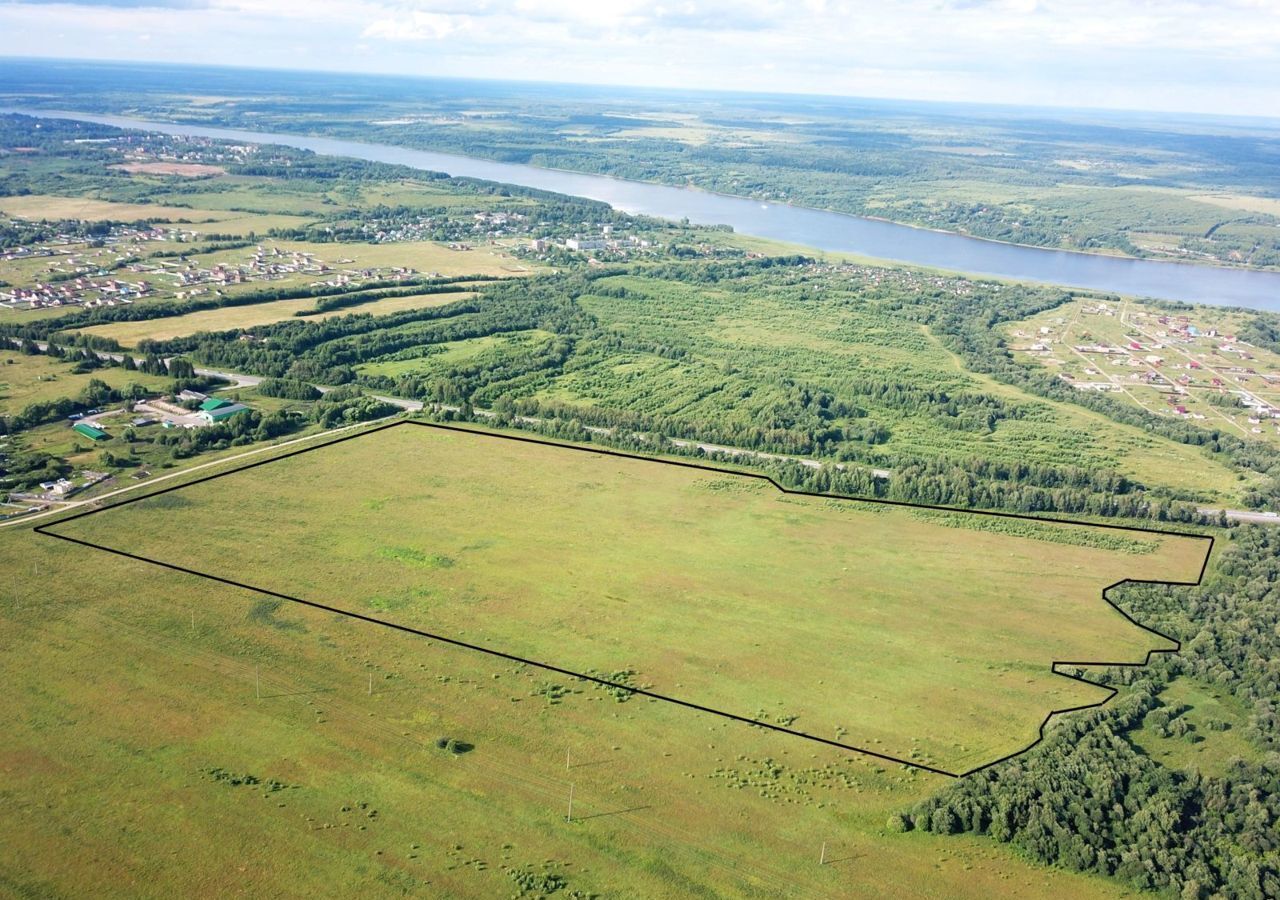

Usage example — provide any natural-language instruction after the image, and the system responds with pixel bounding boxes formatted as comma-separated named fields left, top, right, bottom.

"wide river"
left=14, top=108, right=1280, bottom=310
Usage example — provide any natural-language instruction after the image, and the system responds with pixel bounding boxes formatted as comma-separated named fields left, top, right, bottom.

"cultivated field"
left=77, top=291, right=477, bottom=346
left=46, top=422, right=1210, bottom=775
left=0, top=194, right=225, bottom=222
left=276, top=239, right=533, bottom=278
left=0, top=193, right=314, bottom=244
left=112, top=161, right=228, bottom=177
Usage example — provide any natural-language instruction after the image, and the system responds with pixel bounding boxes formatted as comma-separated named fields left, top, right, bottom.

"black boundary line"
left=34, top=419, right=1214, bottom=778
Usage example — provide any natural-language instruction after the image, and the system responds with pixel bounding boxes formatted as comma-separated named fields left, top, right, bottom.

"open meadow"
left=0, top=348, right=170, bottom=412
left=46, top=422, right=1210, bottom=775
left=1, top=420, right=1194, bottom=899
left=77, top=291, right=478, bottom=347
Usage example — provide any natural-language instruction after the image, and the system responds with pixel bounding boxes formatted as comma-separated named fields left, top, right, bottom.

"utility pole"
left=566, top=746, right=571, bottom=772
left=368, top=672, right=373, bottom=696
left=819, top=842, right=827, bottom=866
left=566, top=783, right=574, bottom=823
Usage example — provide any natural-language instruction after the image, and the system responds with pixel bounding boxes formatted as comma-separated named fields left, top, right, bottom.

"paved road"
left=191, top=366, right=423, bottom=411
left=1197, top=508, right=1280, bottom=525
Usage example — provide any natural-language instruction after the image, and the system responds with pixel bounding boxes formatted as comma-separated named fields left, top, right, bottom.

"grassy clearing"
left=1128, top=677, right=1262, bottom=778
left=354, top=180, right=522, bottom=209
left=0, top=194, right=222, bottom=222
left=356, top=330, right=555, bottom=378
left=1184, top=192, right=1280, bottom=217
left=182, top=212, right=316, bottom=236
left=77, top=292, right=476, bottom=347
left=0, top=350, right=169, bottom=414
left=49, top=423, right=1208, bottom=775
left=0, top=193, right=315, bottom=239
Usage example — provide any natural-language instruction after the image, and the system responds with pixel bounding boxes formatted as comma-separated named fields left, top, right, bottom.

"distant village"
left=1013, top=300, right=1280, bottom=436
left=0, top=224, right=420, bottom=311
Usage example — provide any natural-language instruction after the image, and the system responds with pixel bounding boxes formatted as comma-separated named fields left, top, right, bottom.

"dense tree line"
left=299, top=281, right=475, bottom=315
left=256, top=377, right=322, bottom=401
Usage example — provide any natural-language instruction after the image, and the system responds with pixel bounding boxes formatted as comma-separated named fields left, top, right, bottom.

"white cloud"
left=362, top=10, right=470, bottom=41
left=1, top=0, right=1277, bottom=116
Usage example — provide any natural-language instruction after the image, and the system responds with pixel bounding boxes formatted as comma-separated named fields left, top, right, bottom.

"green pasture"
left=0, top=474, right=1135, bottom=897
left=78, top=291, right=475, bottom=347
left=357, top=330, right=556, bottom=379
left=48, top=423, right=1209, bottom=775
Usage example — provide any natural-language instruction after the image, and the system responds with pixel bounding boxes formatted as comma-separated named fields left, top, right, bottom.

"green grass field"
left=356, top=330, right=556, bottom=378
left=0, top=421, right=1191, bottom=898
left=0, top=193, right=316, bottom=238
left=277, top=239, right=532, bottom=277
left=0, top=194, right=224, bottom=222
left=46, top=422, right=1209, bottom=775
left=0, top=350, right=170, bottom=414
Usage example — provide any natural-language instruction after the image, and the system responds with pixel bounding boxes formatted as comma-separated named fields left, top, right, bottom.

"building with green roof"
left=72, top=422, right=108, bottom=441
left=198, top=402, right=250, bottom=423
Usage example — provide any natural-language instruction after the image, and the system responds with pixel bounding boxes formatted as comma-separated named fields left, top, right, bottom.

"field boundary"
left=35, top=419, right=1215, bottom=777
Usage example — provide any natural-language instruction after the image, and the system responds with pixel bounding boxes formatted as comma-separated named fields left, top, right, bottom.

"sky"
left=1, top=0, right=1278, bottom=117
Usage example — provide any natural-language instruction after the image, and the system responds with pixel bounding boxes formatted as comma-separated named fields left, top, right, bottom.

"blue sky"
left=2, top=0, right=1278, bottom=116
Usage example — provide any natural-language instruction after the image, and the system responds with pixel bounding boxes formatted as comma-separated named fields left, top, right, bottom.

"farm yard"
left=44, top=422, right=1210, bottom=776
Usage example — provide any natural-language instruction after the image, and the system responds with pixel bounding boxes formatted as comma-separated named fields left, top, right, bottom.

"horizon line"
left=3, top=53, right=1279, bottom=128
